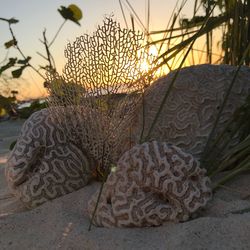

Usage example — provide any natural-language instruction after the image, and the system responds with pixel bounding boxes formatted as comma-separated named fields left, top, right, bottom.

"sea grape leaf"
left=17, top=56, right=31, bottom=64
left=4, top=39, right=17, bottom=49
left=58, top=4, right=82, bottom=25
left=68, top=4, right=82, bottom=21
left=8, top=18, right=19, bottom=24
left=0, top=17, right=19, bottom=24
left=11, top=65, right=28, bottom=78
left=0, top=57, right=17, bottom=75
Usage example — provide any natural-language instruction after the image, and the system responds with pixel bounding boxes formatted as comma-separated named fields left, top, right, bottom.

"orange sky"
left=0, top=0, right=222, bottom=100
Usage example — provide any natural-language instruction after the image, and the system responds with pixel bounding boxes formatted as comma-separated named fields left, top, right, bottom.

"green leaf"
left=68, top=4, right=82, bottom=21
left=58, top=4, right=82, bottom=25
left=0, top=57, right=17, bottom=75
left=232, top=207, right=250, bottom=215
left=9, top=140, right=17, bottom=150
left=4, top=39, right=17, bottom=49
left=17, top=56, right=31, bottom=65
left=11, top=65, right=28, bottom=78
left=8, top=18, right=19, bottom=24
left=0, top=17, right=19, bottom=24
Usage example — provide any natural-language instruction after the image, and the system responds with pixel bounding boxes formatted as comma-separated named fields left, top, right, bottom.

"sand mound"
left=1, top=119, right=250, bottom=249
left=1, top=165, right=250, bottom=249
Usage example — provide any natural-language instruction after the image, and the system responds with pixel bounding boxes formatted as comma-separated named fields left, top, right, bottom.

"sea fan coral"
left=46, top=17, right=157, bottom=175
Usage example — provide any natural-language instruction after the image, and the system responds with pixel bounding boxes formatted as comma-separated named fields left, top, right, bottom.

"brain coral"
left=132, top=64, right=250, bottom=159
left=88, top=141, right=212, bottom=227
left=5, top=109, right=95, bottom=208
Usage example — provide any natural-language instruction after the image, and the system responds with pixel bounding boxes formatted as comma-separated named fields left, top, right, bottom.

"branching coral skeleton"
left=46, top=17, right=158, bottom=176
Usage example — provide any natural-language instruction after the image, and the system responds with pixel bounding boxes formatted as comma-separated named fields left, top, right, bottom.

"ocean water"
left=0, top=155, right=7, bottom=164
left=0, top=119, right=25, bottom=165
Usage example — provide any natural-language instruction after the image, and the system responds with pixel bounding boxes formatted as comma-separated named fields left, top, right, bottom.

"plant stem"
left=88, top=140, right=110, bottom=231
left=42, top=30, right=56, bottom=71
left=119, top=0, right=128, bottom=29
left=8, top=23, right=46, bottom=80
left=139, top=92, right=146, bottom=143
left=88, top=181, right=105, bottom=231
left=49, top=20, right=67, bottom=47
left=124, top=0, right=147, bottom=32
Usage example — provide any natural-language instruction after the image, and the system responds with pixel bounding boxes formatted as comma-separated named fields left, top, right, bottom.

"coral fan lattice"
left=46, top=17, right=157, bottom=174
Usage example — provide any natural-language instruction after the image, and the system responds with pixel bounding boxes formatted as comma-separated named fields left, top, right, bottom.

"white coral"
left=5, top=109, right=94, bottom=208
left=88, top=141, right=212, bottom=227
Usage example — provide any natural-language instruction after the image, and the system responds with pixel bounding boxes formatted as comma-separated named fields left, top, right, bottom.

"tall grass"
left=118, top=0, right=250, bottom=189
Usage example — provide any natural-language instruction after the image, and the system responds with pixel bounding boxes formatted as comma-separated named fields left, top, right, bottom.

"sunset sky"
left=0, top=0, right=204, bottom=100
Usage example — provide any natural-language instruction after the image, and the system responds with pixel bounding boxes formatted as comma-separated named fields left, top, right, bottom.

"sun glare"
left=140, top=60, right=150, bottom=72
left=138, top=45, right=166, bottom=78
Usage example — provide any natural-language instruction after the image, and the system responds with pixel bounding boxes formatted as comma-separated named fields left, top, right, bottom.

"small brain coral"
left=88, top=141, right=212, bottom=227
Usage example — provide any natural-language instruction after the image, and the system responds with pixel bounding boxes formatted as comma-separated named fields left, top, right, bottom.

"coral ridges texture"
left=88, top=141, right=212, bottom=227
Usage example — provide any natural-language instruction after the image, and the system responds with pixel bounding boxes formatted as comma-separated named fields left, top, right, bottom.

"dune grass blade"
left=88, top=180, right=105, bottom=231
left=123, top=0, right=147, bottom=32
left=119, top=0, right=128, bottom=29
left=213, top=156, right=250, bottom=191
left=210, top=138, right=250, bottom=177
left=205, top=117, right=246, bottom=175
left=201, top=42, right=250, bottom=172
left=146, top=0, right=150, bottom=34
left=157, top=0, right=188, bottom=56
left=206, top=95, right=250, bottom=176
left=152, top=14, right=229, bottom=64
left=223, top=135, right=250, bottom=158
left=149, top=23, right=203, bottom=35
left=139, top=93, right=146, bottom=143
left=150, top=29, right=200, bottom=45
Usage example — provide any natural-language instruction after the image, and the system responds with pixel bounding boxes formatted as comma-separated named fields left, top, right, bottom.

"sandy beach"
left=1, top=120, right=250, bottom=250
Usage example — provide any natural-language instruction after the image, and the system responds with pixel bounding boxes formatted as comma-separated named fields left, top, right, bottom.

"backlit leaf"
left=0, top=57, right=17, bottom=75
left=68, top=4, right=82, bottom=21
left=58, top=4, right=82, bottom=25
left=8, top=18, right=19, bottom=24
left=17, top=56, right=31, bottom=65
left=11, top=65, right=28, bottom=78
left=0, top=17, right=19, bottom=24
left=4, top=39, right=17, bottom=49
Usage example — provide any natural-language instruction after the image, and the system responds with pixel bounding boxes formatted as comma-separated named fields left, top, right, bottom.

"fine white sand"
left=0, top=120, right=250, bottom=250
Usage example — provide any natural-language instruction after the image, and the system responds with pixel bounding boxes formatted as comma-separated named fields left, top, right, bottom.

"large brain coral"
left=132, top=64, right=250, bottom=159
left=88, top=141, right=212, bottom=227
